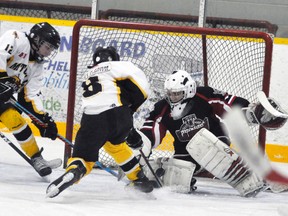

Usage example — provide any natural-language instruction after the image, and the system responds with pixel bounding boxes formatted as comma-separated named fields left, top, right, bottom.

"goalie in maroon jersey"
left=127, top=69, right=287, bottom=197
left=46, top=46, right=154, bottom=198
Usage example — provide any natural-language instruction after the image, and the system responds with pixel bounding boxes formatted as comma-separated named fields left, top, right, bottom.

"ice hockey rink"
left=0, top=133, right=288, bottom=216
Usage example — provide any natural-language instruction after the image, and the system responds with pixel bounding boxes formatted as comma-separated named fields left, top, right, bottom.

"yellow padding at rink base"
left=265, top=144, right=288, bottom=163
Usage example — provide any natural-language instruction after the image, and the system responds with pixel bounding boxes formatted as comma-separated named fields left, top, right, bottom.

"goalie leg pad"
left=186, top=128, right=265, bottom=197
left=234, top=172, right=266, bottom=197
left=162, top=158, right=196, bottom=193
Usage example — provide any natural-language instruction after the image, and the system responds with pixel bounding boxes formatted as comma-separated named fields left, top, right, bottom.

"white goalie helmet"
left=164, top=70, right=197, bottom=106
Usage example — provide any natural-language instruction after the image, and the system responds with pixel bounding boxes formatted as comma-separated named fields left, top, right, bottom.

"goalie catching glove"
left=245, top=97, right=287, bottom=130
left=0, top=76, right=21, bottom=102
left=33, top=113, right=58, bottom=140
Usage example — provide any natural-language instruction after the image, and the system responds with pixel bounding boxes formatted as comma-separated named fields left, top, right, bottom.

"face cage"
left=166, top=90, right=185, bottom=105
left=43, top=49, right=58, bottom=62
left=36, top=40, right=58, bottom=62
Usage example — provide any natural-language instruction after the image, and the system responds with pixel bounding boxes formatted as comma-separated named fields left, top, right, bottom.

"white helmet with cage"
left=164, top=70, right=197, bottom=119
left=164, top=70, right=197, bottom=105
left=164, top=70, right=197, bottom=120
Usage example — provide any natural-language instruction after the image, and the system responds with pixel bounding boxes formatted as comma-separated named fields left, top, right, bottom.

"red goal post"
left=65, top=19, right=273, bottom=167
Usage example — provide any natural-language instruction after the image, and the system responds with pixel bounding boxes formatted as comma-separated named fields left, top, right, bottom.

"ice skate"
left=31, top=148, right=62, bottom=177
left=128, top=170, right=154, bottom=193
left=46, top=165, right=86, bottom=198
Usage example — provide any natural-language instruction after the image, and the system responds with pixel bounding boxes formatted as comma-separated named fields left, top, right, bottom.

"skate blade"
left=46, top=184, right=59, bottom=198
left=46, top=172, right=74, bottom=198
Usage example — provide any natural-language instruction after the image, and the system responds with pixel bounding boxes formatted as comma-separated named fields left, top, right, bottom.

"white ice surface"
left=0, top=133, right=288, bottom=216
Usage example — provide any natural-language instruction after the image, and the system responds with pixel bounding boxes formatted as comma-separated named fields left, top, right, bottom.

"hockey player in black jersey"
left=127, top=70, right=287, bottom=197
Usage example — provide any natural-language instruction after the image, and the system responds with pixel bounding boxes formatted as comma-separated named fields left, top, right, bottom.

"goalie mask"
left=28, top=22, right=60, bottom=63
left=91, top=46, right=120, bottom=67
left=164, top=70, right=197, bottom=119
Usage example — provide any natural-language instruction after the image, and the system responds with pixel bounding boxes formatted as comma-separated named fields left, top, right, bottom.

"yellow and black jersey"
left=0, top=29, right=45, bottom=116
left=82, top=61, right=150, bottom=115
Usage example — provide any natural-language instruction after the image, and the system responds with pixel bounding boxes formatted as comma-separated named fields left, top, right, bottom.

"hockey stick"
left=224, top=106, right=288, bottom=184
left=8, top=98, right=122, bottom=179
left=8, top=98, right=74, bottom=146
left=139, top=149, right=163, bottom=187
left=0, top=131, right=34, bottom=166
left=0, top=131, right=62, bottom=178
left=95, top=161, right=119, bottom=178
left=257, top=91, right=288, bottom=118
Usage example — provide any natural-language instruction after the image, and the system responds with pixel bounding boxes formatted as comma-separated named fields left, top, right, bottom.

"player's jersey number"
left=82, top=76, right=102, bottom=97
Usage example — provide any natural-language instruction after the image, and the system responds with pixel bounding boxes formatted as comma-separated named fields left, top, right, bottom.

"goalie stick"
left=139, top=149, right=163, bottom=188
left=223, top=106, right=288, bottom=184
left=257, top=91, right=288, bottom=118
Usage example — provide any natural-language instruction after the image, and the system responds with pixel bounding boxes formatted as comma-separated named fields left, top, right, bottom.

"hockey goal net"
left=65, top=19, right=273, bottom=167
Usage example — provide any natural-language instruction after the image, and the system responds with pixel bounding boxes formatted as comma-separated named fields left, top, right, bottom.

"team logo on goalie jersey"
left=175, top=114, right=209, bottom=142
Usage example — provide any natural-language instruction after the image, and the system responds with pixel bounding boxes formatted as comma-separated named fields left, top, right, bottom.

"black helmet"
left=28, top=22, right=60, bottom=62
left=92, top=46, right=120, bottom=66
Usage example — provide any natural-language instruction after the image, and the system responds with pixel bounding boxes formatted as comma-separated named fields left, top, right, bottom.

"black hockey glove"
left=33, top=113, right=58, bottom=140
left=0, top=82, right=13, bottom=102
left=126, top=128, right=143, bottom=150
left=0, top=76, right=21, bottom=102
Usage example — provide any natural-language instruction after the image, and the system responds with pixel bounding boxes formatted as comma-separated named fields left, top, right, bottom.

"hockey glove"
left=0, top=76, right=21, bottom=102
left=126, top=128, right=144, bottom=150
left=33, top=113, right=58, bottom=140
left=245, top=99, right=287, bottom=130
left=0, top=82, right=14, bottom=102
